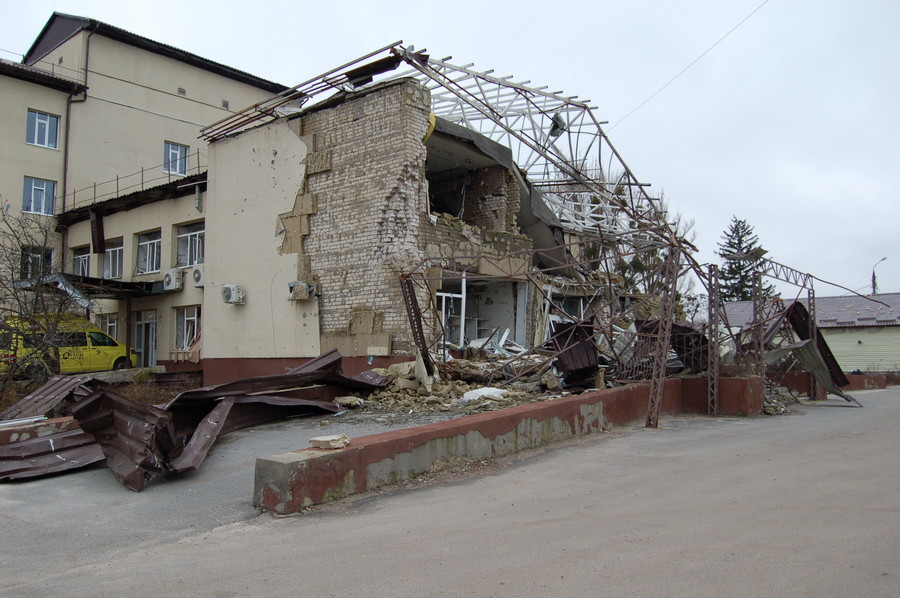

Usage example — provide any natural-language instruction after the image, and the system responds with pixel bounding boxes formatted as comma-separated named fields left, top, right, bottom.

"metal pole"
left=807, top=285, right=820, bottom=400
left=707, top=264, right=721, bottom=415
left=752, top=271, right=765, bottom=403
left=646, top=245, right=680, bottom=428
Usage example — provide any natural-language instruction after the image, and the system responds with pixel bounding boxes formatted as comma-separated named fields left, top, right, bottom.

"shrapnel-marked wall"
left=297, top=78, right=535, bottom=355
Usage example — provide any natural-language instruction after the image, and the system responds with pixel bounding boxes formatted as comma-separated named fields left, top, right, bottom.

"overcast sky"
left=3, top=0, right=898, bottom=299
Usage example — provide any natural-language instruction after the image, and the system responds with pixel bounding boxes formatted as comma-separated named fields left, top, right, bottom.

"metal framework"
left=201, top=42, right=670, bottom=249
left=202, top=43, right=703, bottom=426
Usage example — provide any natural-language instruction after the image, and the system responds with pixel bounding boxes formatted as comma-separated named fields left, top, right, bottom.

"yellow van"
left=0, top=314, right=136, bottom=381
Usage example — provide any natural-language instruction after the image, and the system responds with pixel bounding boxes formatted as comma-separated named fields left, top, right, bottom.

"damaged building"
left=59, top=45, right=658, bottom=386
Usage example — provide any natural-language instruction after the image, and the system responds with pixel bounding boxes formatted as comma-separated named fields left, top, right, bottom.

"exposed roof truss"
left=200, top=42, right=672, bottom=248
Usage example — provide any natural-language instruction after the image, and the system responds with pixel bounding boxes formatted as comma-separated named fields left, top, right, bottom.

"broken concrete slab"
left=309, top=434, right=351, bottom=449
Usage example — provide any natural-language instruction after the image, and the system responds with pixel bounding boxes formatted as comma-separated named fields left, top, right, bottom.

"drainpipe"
left=60, top=25, right=95, bottom=262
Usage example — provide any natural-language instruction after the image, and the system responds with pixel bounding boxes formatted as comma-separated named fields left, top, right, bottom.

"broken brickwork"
left=292, top=78, right=536, bottom=354
left=296, top=79, right=429, bottom=354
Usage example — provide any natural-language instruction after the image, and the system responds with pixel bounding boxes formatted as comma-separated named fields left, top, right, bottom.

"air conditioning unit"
left=163, top=268, right=183, bottom=291
left=288, top=280, right=315, bottom=301
left=221, top=284, right=245, bottom=304
left=192, top=265, right=205, bottom=287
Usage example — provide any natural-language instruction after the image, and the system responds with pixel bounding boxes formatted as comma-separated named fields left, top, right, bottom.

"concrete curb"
left=254, top=377, right=763, bottom=514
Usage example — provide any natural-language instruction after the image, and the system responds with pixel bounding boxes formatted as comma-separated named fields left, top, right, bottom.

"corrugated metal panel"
left=550, top=322, right=599, bottom=372
left=0, top=375, right=99, bottom=420
left=0, top=427, right=104, bottom=481
left=786, top=301, right=850, bottom=387
left=820, top=328, right=900, bottom=372
left=70, top=389, right=174, bottom=491
left=4, top=350, right=389, bottom=490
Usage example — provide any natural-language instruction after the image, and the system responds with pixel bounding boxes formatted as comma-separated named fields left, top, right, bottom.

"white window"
left=26, top=109, right=59, bottom=149
left=174, top=306, right=201, bottom=350
left=164, top=141, right=188, bottom=175
left=103, top=239, right=124, bottom=279
left=99, top=314, right=118, bottom=340
left=176, top=222, right=204, bottom=267
left=22, top=177, right=56, bottom=215
left=72, top=246, right=90, bottom=276
left=20, top=246, right=52, bottom=279
left=135, top=231, right=161, bottom=274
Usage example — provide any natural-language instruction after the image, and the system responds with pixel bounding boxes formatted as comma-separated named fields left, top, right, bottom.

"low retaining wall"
left=254, top=377, right=761, bottom=514
left=782, top=372, right=887, bottom=395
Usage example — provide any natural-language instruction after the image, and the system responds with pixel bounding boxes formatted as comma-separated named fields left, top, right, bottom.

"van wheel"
left=113, top=357, right=129, bottom=370
left=26, top=364, right=48, bottom=384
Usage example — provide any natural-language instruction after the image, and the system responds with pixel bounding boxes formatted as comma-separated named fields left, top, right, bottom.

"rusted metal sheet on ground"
left=3, top=350, right=385, bottom=489
left=168, top=397, right=234, bottom=473
left=70, top=389, right=175, bottom=491
left=164, top=350, right=387, bottom=408
left=0, top=375, right=101, bottom=420
left=0, top=426, right=104, bottom=481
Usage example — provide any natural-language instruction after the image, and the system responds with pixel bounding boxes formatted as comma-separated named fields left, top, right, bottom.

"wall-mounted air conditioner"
left=163, top=268, right=182, bottom=291
left=221, top=284, right=245, bottom=304
left=288, top=281, right=316, bottom=301
left=192, top=265, right=205, bottom=287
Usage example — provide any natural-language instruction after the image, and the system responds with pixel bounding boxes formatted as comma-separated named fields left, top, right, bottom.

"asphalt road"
left=2, top=388, right=899, bottom=597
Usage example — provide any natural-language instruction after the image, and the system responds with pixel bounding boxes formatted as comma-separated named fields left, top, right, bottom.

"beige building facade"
left=2, top=12, right=286, bottom=369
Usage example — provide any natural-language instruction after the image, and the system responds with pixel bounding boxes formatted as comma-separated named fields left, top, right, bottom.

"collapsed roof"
left=200, top=42, right=678, bottom=258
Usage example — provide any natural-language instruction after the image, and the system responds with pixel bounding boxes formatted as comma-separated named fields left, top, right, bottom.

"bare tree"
left=0, top=208, right=81, bottom=389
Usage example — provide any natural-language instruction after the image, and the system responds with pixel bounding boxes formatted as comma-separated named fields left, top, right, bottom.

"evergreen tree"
left=716, top=216, right=773, bottom=302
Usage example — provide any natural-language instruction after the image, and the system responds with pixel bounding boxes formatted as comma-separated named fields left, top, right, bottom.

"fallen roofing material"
left=1, top=350, right=389, bottom=490
left=70, top=389, right=174, bottom=491
left=784, top=301, right=850, bottom=388
left=0, top=376, right=108, bottom=481
left=0, top=375, right=103, bottom=420
left=0, top=417, right=104, bottom=481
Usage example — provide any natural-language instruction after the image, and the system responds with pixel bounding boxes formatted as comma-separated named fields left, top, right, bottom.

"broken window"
left=99, top=313, right=118, bottom=340
left=135, top=230, right=161, bottom=274
left=72, top=246, right=90, bottom=276
left=20, top=246, right=52, bottom=279
left=176, top=222, right=204, bottom=267
left=103, top=239, right=124, bottom=279
left=425, top=120, right=516, bottom=232
left=175, top=305, right=201, bottom=350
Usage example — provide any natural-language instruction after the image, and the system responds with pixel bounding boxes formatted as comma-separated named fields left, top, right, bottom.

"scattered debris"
left=1, top=350, right=388, bottom=490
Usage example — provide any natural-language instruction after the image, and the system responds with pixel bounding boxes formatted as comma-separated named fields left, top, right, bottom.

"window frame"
left=72, top=246, right=90, bottom=277
left=135, top=230, right=162, bottom=274
left=103, top=239, right=124, bottom=279
left=163, top=141, right=189, bottom=176
left=26, top=109, right=60, bottom=149
left=176, top=222, right=205, bottom=267
left=20, top=246, right=52, bottom=279
left=22, top=176, right=56, bottom=216
left=99, top=314, right=118, bottom=341
left=174, top=305, right=201, bottom=351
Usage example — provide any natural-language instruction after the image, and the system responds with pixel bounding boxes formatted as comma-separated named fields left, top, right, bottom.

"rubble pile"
left=762, top=382, right=796, bottom=416
left=358, top=359, right=568, bottom=415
